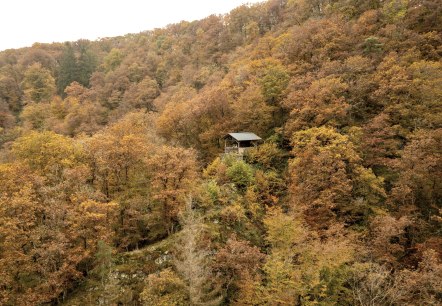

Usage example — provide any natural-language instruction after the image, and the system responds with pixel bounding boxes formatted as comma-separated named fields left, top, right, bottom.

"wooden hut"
left=223, top=132, right=262, bottom=154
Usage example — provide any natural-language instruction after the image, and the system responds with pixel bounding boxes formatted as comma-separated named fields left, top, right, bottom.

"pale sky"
left=0, top=0, right=263, bottom=51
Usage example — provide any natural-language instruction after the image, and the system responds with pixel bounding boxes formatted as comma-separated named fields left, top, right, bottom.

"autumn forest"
left=0, top=0, right=441, bottom=305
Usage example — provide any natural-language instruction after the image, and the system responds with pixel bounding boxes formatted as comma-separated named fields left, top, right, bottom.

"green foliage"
left=309, top=265, right=353, bottom=306
left=363, top=36, right=383, bottom=54
left=104, top=48, right=124, bottom=72
left=382, top=0, right=409, bottom=23
left=76, top=40, right=98, bottom=87
left=226, top=159, right=255, bottom=190
left=195, top=180, right=222, bottom=209
left=21, top=63, right=55, bottom=102
left=259, top=65, right=290, bottom=104
left=57, top=43, right=77, bottom=95
left=92, top=240, right=114, bottom=285
left=245, top=141, right=286, bottom=170
left=56, top=42, right=97, bottom=95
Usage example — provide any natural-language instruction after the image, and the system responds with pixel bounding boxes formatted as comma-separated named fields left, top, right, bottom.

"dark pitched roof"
left=225, top=132, right=262, bottom=141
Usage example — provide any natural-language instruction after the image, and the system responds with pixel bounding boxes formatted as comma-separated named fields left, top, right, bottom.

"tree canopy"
left=0, top=0, right=440, bottom=304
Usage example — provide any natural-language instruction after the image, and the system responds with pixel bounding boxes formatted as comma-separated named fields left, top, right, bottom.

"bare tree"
left=350, top=262, right=407, bottom=306
left=174, top=197, right=223, bottom=306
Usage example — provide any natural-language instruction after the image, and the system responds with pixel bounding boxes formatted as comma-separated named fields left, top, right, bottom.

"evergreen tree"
left=56, top=41, right=96, bottom=96
left=57, top=43, right=77, bottom=95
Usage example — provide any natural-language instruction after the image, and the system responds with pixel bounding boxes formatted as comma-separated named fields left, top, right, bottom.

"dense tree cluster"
left=0, top=0, right=441, bottom=304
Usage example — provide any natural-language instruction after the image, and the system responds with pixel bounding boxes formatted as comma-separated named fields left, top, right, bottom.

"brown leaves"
left=0, top=161, right=114, bottom=305
left=214, top=234, right=265, bottom=304
left=148, top=146, right=198, bottom=232
left=284, top=76, right=349, bottom=134
left=369, top=215, right=412, bottom=266
left=390, top=128, right=442, bottom=214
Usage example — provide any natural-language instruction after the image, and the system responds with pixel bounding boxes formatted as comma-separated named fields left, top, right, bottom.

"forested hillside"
left=0, top=0, right=441, bottom=305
